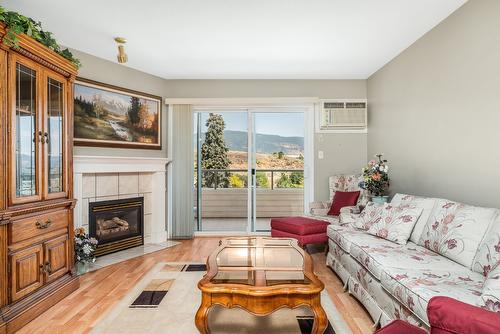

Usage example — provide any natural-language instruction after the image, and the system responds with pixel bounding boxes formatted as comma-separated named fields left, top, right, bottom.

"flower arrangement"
left=74, top=228, right=98, bottom=264
left=360, top=154, right=390, bottom=197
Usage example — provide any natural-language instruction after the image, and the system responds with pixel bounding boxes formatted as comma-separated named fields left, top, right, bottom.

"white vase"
left=75, top=261, right=90, bottom=276
left=371, top=196, right=389, bottom=204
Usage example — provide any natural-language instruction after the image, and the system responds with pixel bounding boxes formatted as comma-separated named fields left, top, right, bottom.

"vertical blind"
left=170, top=104, right=194, bottom=239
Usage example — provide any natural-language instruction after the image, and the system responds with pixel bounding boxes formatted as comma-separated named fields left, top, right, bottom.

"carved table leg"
left=195, top=292, right=212, bottom=334
left=310, top=296, right=328, bottom=334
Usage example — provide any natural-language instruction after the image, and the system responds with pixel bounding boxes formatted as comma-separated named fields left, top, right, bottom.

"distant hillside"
left=200, top=130, right=304, bottom=155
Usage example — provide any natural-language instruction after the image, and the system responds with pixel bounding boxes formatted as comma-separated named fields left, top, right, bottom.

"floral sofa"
left=318, top=193, right=500, bottom=329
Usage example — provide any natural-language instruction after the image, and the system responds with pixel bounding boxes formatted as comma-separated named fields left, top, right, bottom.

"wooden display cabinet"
left=0, top=23, right=79, bottom=333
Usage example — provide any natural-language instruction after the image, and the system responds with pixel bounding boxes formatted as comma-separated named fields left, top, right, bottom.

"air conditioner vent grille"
left=323, top=102, right=344, bottom=109
left=346, top=102, right=366, bottom=109
left=318, top=99, right=367, bottom=130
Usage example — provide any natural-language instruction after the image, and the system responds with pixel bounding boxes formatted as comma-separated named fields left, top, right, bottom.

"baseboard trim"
left=1, top=274, right=79, bottom=334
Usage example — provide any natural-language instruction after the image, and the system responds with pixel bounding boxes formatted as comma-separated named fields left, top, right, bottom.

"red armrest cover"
left=428, top=296, right=500, bottom=334
left=374, top=320, right=426, bottom=334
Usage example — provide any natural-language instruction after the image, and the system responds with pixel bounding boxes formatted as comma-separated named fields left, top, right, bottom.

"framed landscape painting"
left=74, top=78, right=162, bottom=149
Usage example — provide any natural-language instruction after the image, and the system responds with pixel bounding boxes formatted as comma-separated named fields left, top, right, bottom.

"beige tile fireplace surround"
left=73, top=156, right=170, bottom=244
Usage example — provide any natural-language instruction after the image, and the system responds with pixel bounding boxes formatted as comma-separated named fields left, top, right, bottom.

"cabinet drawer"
left=10, top=209, right=69, bottom=244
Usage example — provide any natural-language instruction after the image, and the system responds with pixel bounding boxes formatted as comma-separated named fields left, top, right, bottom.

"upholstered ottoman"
left=270, top=216, right=329, bottom=247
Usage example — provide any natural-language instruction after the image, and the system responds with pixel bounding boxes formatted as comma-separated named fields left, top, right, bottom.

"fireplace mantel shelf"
left=74, top=155, right=171, bottom=174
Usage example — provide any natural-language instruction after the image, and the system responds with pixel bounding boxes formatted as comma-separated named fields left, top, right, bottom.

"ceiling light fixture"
left=114, top=37, right=128, bottom=64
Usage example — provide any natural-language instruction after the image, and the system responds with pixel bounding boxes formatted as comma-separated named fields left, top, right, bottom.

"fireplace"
left=89, top=197, right=144, bottom=257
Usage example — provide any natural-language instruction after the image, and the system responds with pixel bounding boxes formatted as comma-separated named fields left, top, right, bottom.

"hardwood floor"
left=16, top=238, right=374, bottom=334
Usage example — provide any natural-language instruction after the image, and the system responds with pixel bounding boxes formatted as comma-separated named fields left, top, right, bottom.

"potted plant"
left=360, top=154, right=390, bottom=203
left=74, top=228, right=98, bottom=275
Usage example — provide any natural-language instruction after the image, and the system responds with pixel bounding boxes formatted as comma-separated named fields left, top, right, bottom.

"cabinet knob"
left=45, top=262, right=52, bottom=274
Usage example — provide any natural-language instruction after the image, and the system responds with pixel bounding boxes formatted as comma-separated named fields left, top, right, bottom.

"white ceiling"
left=3, top=0, right=466, bottom=79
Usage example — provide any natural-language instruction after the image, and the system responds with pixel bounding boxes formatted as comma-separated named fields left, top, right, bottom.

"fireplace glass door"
left=89, top=197, right=144, bottom=256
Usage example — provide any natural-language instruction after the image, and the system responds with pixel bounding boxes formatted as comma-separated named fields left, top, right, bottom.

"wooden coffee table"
left=195, top=237, right=328, bottom=334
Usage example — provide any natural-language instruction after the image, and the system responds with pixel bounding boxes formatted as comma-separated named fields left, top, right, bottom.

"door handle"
left=38, top=131, right=45, bottom=144
left=44, top=132, right=49, bottom=144
left=35, top=219, right=52, bottom=229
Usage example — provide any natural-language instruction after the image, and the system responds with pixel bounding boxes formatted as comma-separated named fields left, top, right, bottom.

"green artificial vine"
left=0, top=5, right=81, bottom=68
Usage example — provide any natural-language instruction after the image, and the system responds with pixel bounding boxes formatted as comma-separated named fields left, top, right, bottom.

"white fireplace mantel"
left=74, top=155, right=171, bottom=174
left=73, top=155, right=171, bottom=244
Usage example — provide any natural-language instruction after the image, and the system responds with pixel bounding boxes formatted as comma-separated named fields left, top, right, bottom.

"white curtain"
left=170, top=104, right=194, bottom=239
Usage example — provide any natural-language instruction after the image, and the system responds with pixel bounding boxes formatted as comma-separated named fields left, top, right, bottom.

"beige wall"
left=71, top=49, right=170, bottom=158
left=165, top=79, right=367, bottom=201
left=71, top=50, right=367, bottom=201
left=367, top=0, right=500, bottom=207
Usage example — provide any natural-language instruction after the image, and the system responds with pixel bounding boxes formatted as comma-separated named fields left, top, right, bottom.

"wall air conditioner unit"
left=317, top=99, right=367, bottom=132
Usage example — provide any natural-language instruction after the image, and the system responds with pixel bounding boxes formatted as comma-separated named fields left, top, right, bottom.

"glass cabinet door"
left=46, top=75, right=66, bottom=197
left=12, top=60, right=41, bottom=203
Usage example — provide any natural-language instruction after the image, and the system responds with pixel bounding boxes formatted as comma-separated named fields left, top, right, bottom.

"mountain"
left=200, top=130, right=304, bottom=155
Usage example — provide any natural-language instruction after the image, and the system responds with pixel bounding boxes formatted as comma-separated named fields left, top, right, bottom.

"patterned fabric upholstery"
left=472, top=212, right=500, bottom=276
left=326, top=192, right=499, bottom=327
left=350, top=241, right=468, bottom=281
left=309, top=174, right=367, bottom=217
left=418, top=199, right=497, bottom=268
left=329, top=174, right=368, bottom=207
left=390, top=194, right=437, bottom=243
left=381, top=268, right=484, bottom=323
left=477, top=265, right=500, bottom=312
left=366, top=203, right=423, bottom=245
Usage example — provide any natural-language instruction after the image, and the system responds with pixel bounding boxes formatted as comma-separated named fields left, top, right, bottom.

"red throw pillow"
left=327, top=191, right=360, bottom=216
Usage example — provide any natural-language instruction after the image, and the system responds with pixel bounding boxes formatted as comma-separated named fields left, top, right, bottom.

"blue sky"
left=200, top=112, right=304, bottom=138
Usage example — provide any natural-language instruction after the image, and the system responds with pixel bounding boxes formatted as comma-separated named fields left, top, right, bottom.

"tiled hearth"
left=74, top=156, right=171, bottom=244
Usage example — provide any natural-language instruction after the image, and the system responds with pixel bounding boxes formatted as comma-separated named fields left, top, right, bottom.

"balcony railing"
left=198, top=169, right=304, bottom=190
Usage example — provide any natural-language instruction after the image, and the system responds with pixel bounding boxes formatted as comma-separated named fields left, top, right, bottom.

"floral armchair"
left=309, top=174, right=369, bottom=219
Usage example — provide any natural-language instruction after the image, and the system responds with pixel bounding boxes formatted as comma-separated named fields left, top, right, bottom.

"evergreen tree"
left=201, top=113, right=230, bottom=188
left=128, top=96, right=141, bottom=125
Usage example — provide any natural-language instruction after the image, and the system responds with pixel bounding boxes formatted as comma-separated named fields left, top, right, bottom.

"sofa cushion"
left=390, top=193, right=437, bottom=243
left=472, top=212, right=500, bottom=276
left=354, top=201, right=384, bottom=230
left=350, top=241, right=469, bottom=281
left=477, top=265, right=500, bottom=312
left=328, top=191, right=360, bottom=216
left=327, top=224, right=385, bottom=253
left=381, top=267, right=485, bottom=324
left=418, top=199, right=497, bottom=268
left=366, top=203, right=423, bottom=245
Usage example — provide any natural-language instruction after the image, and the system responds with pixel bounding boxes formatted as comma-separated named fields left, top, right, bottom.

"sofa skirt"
left=326, top=241, right=425, bottom=329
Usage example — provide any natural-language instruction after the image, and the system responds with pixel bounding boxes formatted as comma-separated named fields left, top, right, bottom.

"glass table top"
left=211, top=238, right=310, bottom=286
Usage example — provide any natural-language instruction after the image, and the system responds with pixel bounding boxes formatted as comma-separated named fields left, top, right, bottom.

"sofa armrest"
left=309, top=201, right=331, bottom=216
left=339, top=206, right=361, bottom=214
left=374, top=320, right=426, bottom=334
left=428, top=296, right=500, bottom=334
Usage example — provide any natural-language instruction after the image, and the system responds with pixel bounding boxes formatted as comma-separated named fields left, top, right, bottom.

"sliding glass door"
left=194, top=108, right=306, bottom=233
left=251, top=111, right=305, bottom=231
